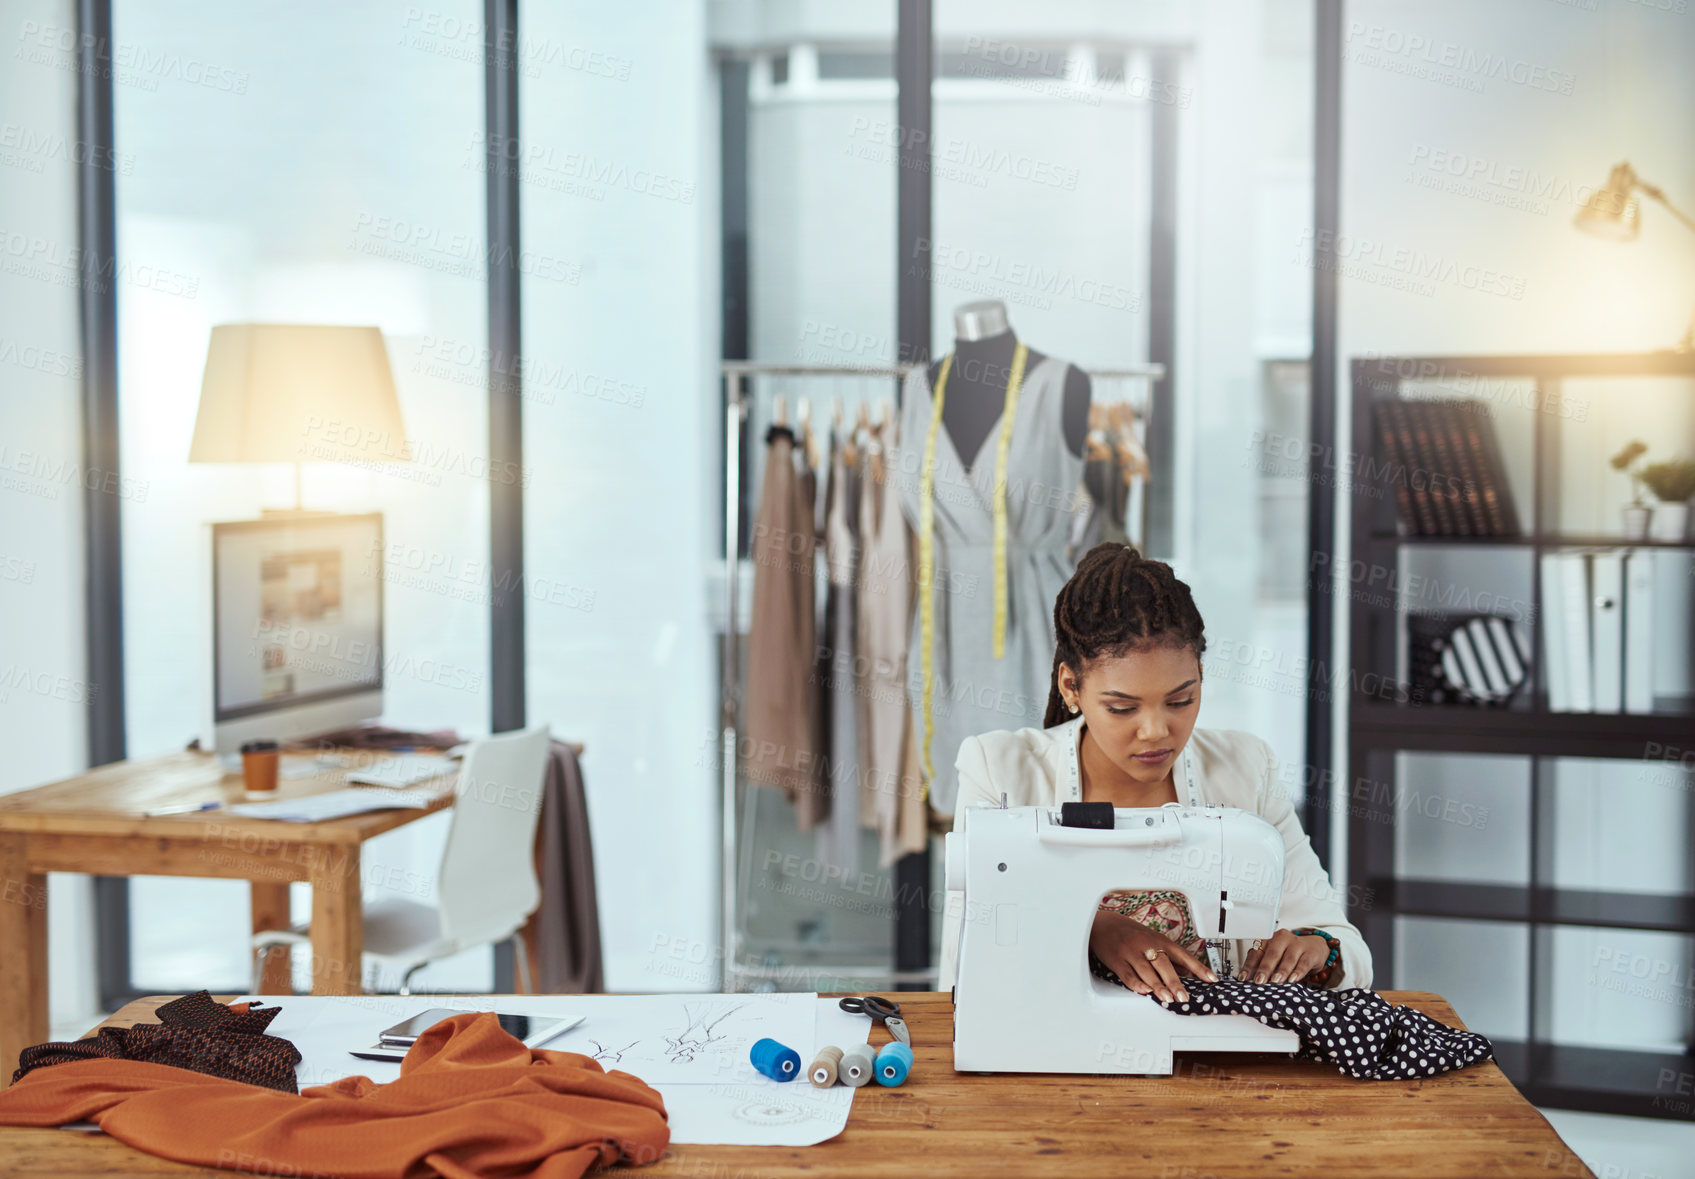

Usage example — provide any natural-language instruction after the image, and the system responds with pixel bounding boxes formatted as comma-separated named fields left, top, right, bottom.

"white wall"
left=1337, top=0, right=1695, bottom=358
left=0, top=0, right=101, bottom=1031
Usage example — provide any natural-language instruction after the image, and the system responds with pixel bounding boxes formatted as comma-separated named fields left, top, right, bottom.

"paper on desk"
left=344, top=753, right=458, bottom=788
left=226, top=788, right=433, bottom=822
left=235, top=993, right=866, bottom=1146
left=278, top=755, right=344, bottom=780
left=526, top=992, right=816, bottom=1084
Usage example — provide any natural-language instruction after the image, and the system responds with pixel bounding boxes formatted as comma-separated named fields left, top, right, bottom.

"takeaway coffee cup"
left=240, top=739, right=280, bottom=793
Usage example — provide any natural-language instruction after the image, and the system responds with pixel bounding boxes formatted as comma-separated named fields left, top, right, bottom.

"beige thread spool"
left=809, top=1045, right=843, bottom=1087
left=839, top=1044, right=874, bottom=1087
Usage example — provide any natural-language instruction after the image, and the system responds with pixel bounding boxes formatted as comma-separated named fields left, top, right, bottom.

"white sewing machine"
left=946, top=803, right=1300, bottom=1074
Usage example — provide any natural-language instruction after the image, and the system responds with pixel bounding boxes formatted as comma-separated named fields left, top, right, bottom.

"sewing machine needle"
left=1205, top=941, right=1231, bottom=981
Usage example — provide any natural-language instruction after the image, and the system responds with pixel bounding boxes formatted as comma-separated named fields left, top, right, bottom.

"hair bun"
left=1043, top=543, right=1207, bottom=727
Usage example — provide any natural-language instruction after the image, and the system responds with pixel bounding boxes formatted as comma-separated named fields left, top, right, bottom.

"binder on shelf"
left=1624, top=549, right=1655, bottom=713
left=1590, top=551, right=1624, bottom=714
left=1456, top=399, right=1521, bottom=536
left=1391, top=401, right=1440, bottom=535
left=1558, top=552, right=1594, bottom=713
left=1415, top=400, right=1472, bottom=536
left=1438, top=403, right=1491, bottom=535
left=1373, top=401, right=1424, bottom=535
left=1378, top=397, right=1520, bottom=537
left=1539, top=552, right=1571, bottom=711
left=1404, top=400, right=1458, bottom=535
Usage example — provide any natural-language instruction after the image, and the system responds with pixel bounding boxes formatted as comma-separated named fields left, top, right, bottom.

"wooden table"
left=0, top=991, right=1592, bottom=1177
left=0, top=749, right=458, bottom=1088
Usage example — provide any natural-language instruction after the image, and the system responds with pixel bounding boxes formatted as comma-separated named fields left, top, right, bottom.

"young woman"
left=938, top=543, right=1372, bottom=1000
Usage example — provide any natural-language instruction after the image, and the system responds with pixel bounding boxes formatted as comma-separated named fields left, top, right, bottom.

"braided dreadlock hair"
left=1044, top=543, right=1207, bottom=727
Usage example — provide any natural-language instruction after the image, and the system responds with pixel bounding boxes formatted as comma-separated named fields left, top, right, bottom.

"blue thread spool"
left=874, top=1040, right=913, bottom=1086
left=749, top=1037, right=801, bottom=1082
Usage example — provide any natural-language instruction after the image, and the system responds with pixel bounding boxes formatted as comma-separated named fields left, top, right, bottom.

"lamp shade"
left=1573, top=162, right=1642, bottom=241
left=188, top=324, right=409, bottom=464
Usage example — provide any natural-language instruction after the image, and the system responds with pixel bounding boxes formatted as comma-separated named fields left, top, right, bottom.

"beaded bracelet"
left=1291, top=927, right=1342, bottom=989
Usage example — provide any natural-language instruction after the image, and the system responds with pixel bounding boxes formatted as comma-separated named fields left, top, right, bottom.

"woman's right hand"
left=1089, top=909, right=1217, bottom=1003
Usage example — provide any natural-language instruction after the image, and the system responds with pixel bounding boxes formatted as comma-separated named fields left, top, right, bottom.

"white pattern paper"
left=235, top=993, right=869, bottom=1146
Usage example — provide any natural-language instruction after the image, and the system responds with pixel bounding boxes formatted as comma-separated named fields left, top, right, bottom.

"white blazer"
left=938, top=718, right=1373, bottom=992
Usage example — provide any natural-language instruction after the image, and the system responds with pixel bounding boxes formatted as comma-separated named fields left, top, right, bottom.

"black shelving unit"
left=1346, top=351, right=1695, bottom=1121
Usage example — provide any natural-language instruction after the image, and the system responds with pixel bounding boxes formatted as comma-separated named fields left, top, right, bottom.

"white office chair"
left=253, top=725, right=553, bottom=995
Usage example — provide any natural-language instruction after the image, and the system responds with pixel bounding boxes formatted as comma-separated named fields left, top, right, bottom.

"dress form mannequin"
left=896, top=301, right=1091, bottom=816
left=925, top=301, right=1090, bottom=466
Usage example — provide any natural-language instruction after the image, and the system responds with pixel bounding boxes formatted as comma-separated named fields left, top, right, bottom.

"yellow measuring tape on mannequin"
left=918, top=342, right=1028, bottom=790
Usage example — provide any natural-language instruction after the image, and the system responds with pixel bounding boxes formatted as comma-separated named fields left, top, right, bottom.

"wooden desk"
left=0, top=991, right=1593, bottom=1177
left=0, top=750, right=457, bottom=1088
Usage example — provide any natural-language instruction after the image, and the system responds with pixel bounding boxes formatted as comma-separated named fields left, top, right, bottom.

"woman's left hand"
left=1242, top=930, right=1330, bottom=984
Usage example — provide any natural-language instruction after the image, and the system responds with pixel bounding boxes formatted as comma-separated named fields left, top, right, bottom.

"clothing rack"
left=717, top=359, right=1164, bottom=989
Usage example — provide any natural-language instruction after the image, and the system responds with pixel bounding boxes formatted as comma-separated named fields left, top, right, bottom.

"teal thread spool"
left=749, top=1037, right=801, bottom=1082
left=874, top=1040, right=913, bottom=1086
left=839, top=1044, right=874, bottom=1087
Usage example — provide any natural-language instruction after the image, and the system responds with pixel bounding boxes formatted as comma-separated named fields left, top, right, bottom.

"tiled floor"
left=1543, top=1109, right=1695, bottom=1179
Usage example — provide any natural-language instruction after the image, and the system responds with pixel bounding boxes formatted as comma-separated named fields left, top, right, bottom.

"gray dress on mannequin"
left=894, top=355, right=1085, bottom=819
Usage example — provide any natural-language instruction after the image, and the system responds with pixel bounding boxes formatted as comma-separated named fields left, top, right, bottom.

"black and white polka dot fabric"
left=1155, top=980, right=1494, bottom=1080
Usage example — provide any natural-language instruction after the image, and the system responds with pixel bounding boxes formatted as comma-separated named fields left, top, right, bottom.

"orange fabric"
left=0, top=1012, right=670, bottom=1179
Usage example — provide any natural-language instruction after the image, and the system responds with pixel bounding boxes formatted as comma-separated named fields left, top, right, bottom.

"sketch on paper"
left=664, top=1002, right=745, bottom=1065
left=590, top=1040, right=640, bottom=1064
left=522, top=992, right=818, bottom=1085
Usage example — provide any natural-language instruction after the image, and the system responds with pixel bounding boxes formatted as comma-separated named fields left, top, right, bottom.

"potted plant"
left=1642, top=457, right=1695, bottom=541
left=1611, top=440, right=1651, bottom=540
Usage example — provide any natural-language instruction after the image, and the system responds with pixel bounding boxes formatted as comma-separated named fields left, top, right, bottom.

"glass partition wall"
left=78, top=0, right=1326, bottom=1002
left=112, top=0, right=491, bottom=997
left=708, top=1, right=1322, bottom=987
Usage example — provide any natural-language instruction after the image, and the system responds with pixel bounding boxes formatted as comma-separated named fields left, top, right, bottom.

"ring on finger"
left=1144, top=948, right=1165, bottom=961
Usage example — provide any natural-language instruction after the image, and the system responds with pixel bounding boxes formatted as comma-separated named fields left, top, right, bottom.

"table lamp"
left=1573, top=162, right=1695, bottom=351
left=188, top=323, right=409, bottom=511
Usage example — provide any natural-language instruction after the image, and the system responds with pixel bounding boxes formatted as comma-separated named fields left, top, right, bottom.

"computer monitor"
left=206, top=513, right=384, bottom=755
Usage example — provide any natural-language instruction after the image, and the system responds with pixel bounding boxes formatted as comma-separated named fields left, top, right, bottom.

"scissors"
left=839, top=995, right=910, bottom=1046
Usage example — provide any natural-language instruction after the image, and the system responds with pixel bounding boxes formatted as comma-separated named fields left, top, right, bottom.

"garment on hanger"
left=856, top=418, right=927, bottom=865
left=796, top=451, right=826, bottom=829
left=1070, top=448, right=1127, bottom=557
left=0, top=1012, right=670, bottom=1179
left=896, top=351, right=1085, bottom=818
left=12, top=992, right=300, bottom=1093
left=743, top=425, right=827, bottom=827
left=531, top=741, right=603, bottom=993
left=895, top=684, right=929, bottom=857
left=1070, top=402, right=1148, bottom=560
left=816, top=426, right=862, bottom=873
left=1155, top=980, right=1494, bottom=1080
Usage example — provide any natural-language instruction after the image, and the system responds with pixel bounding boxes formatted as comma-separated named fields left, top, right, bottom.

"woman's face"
left=1062, top=644, right=1202, bottom=786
